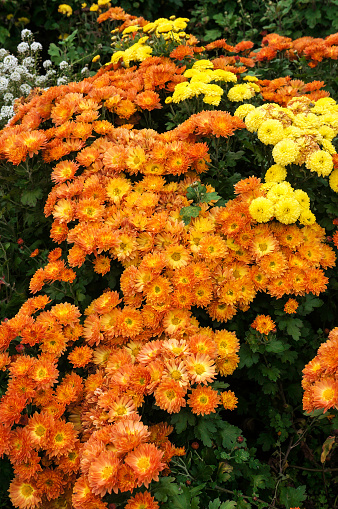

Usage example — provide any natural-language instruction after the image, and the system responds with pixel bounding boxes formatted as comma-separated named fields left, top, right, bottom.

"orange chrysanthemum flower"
left=125, top=491, right=159, bottom=509
left=154, top=379, right=187, bottom=414
left=88, top=451, right=119, bottom=496
left=125, top=443, right=165, bottom=487
left=9, top=478, right=42, bottom=509
left=284, top=298, right=298, bottom=314
left=188, top=385, right=220, bottom=415
left=221, top=390, right=238, bottom=410
left=251, top=314, right=276, bottom=335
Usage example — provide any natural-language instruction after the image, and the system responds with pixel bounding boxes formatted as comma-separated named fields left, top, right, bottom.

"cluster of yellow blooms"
left=165, top=59, right=237, bottom=106
left=108, top=36, right=153, bottom=67
left=249, top=175, right=316, bottom=225
left=109, top=16, right=192, bottom=66
left=236, top=96, right=338, bottom=192
left=142, top=16, right=190, bottom=41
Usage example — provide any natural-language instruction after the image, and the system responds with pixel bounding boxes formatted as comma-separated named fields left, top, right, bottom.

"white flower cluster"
left=0, top=30, right=71, bottom=127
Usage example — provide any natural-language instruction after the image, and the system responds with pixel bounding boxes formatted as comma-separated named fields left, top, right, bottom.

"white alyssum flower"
left=0, top=77, right=9, bottom=91
left=17, top=42, right=30, bottom=53
left=43, top=60, right=52, bottom=69
left=20, top=84, right=31, bottom=95
left=59, top=61, right=69, bottom=70
left=57, top=76, right=68, bottom=85
left=9, top=71, right=21, bottom=82
left=0, top=49, right=8, bottom=58
left=3, top=93, right=13, bottom=103
left=30, top=42, right=42, bottom=52
left=3, top=55, right=18, bottom=70
left=22, top=57, right=34, bottom=68
left=0, top=105, right=14, bottom=119
left=35, top=75, right=47, bottom=86
left=21, top=29, right=32, bottom=40
left=81, top=67, right=89, bottom=74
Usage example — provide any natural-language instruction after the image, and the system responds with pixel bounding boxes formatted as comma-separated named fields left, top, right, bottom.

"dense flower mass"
left=240, top=98, right=338, bottom=191
left=1, top=6, right=338, bottom=509
left=302, top=327, right=338, bottom=413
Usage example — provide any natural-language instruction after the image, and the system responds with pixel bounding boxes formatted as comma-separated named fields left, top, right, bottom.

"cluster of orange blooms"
left=256, top=32, right=338, bottom=68
left=254, top=77, right=329, bottom=107
left=302, top=327, right=338, bottom=414
left=0, top=17, right=337, bottom=507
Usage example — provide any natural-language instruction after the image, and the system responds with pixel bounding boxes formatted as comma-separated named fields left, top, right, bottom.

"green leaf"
left=239, top=344, right=259, bottom=368
left=220, top=502, right=237, bottom=509
left=208, top=498, right=221, bottom=509
left=265, top=339, right=286, bottom=354
left=170, top=408, right=196, bottom=434
left=21, top=189, right=43, bottom=207
left=0, top=26, right=10, bottom=45
left=234, top=449, right=250, bottom=463
left=179, top=205, right=201, bottom=225
left=201, top=192, right=222, bottom=203
left=299, top=294, right=323, bottom=315
left=220, top=422, right=242, bottom=449
left=153, top=477, right=180, bottom=502
left=195, top=418, right=217, bottom=447
left=260, top=365, right=280, bottom=382
left=279, top=485, right=307, bottom=509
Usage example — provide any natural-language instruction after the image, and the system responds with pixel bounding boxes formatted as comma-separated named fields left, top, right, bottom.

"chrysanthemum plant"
left=1, top=6, right=338, bottom=509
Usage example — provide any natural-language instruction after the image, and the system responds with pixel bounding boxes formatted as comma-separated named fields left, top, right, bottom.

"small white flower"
left=57, top=76, right=68, bottom=85
left=21, top=29, right=32, bottom=40
left=3, top=93, right=13, bottom=103
left=0, top=76, right=9, bottom=91
left=59, top=60, right=69, bottom=70
left=0, top=49, right=8, bottom=58
left=9, top=71, right=21, bottom=82
left=20, top=84, right=31, bottom=95
left=17, top=42, right=30, bottom=53
left=46, top=69, right=56, bottom=77
left=81, top=67, right=89, bottom=74
left=3, top=55, right=18, bottom=70
left=35, top=75, right=47, bottom=86
left=0, top=105, right=14, bottom=119
left=22, top=57, right=34, bottom=68
left=30, top=42, right=42, bottom=52
left=43, top=60, right=52, bottom=69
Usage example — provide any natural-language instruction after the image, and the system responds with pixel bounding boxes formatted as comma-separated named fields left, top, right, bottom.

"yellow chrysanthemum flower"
left=266, top=181, right=293, bottom=202
left=305, top=150, right=333, bottom=177
left=272, top=139, right=299, bottom=166
left=299, top=209, right=316, bottom=225
left=329, top=169, right=338, bottom=192
left=227, top=84, right=256, bottom=102
left=264, top=164, right=287, bottom=183
left=248, top=197, right=275, bottom=223
left=293, top=189, right=310, bottom=209
left=245, top=109, right=267, bottom=132
left=257, top=119, right=284, bottom=145
left=234, top=103, right=255, bottom=120
left=274, top=197, right=301, bottom=224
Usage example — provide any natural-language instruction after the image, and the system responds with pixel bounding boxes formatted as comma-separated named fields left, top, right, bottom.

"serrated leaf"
left=220, top=502, right=237, bottom=509
left=195, top=418, right=217, bottom=447
left=238, top=344, right=259, bottom=368
left=285, top=318, right=303, bottom=341
left=170, top=408, right=196, bottom=434
left=21, top=189, right=43, bottom=207
left=260, top=365, right=280, bottom=381
left=265, top=339, right=286, bottom=354
left=153, top=477, right=180, bottom=502
left=220, top=422, right=241, bottom=449
left=201, top=192, right=222, bottom=203
left=279, top=485, right=307, bottom=508
left=208, top=498, right=221, bottom=509
left=180, top=205, right=201, bottom=225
